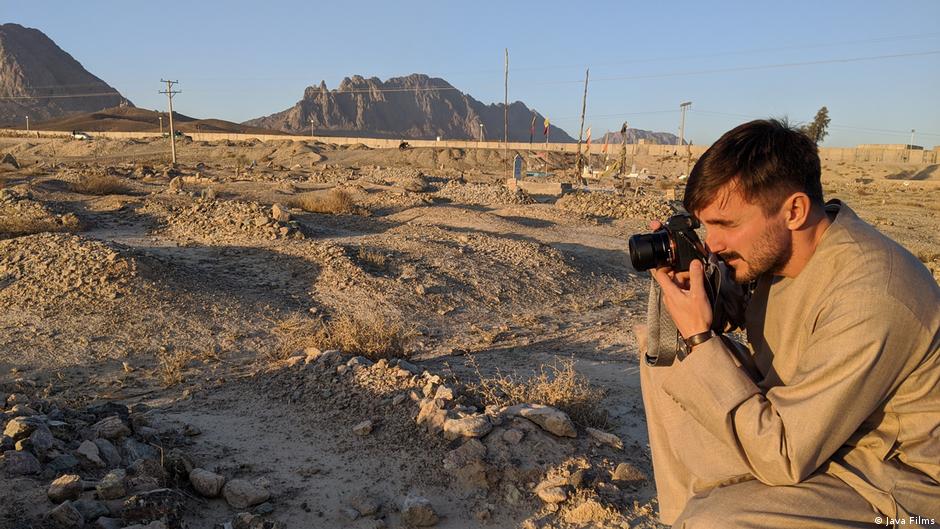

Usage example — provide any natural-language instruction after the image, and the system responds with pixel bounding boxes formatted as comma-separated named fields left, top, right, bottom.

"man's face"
left=694, top=183, right=792, bottom=283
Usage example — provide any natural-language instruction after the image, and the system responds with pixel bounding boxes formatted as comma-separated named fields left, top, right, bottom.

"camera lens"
left=628, top=231, right=672, bottom=271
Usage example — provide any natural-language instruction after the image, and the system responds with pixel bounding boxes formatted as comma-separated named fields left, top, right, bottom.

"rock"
left=73, top=499, right=109, bottom=522
left=164, top=448, right=194, bottom=483
left=96, top=468, right=127, bottom=500
left=442, top=414, right=492, bottom=440
left=5, top=393, right=29, bottom=407
left=415, top=398, right=447, bottom=433
left=253, top=501, right=274, bottom=515
left=400, top=495, right=438, bottom=527
left=433, top=385, right=454, bottom=401
left=502, top=428, right=524, bottom=445
left=93, top=416, right=131, bottom=440
left=3, top=449, right=41, bottom=475
left=76, top=439, right=105, bottom=467
left=536, top=486, right=568, bottom=504
left=6, top=404, right=38, bottom=417
left=233, top=512, right=287, bottom=529
left=28, top=424, right=55, bottom=458
left=611, top=462, right=646, bottom=484
left=48, top=474, right=83, bottom=503
left=168, top=176, right=183, bottom=192
left=189, top=467, right=225, bottom=497
left=92, top=517, right=123, bottom=529
left=271, top=203, right=291, bottom=222
left=122, top=438, right=158, bottom=462
left=128, top=457, right=167, bottom=482
left=349, top=493, right=381, bottom=516
left=47, top=500, right=83, bottom=528
left=391, top=393, right=407, bottom=406
left=586, top=427, right=623, bottom=450
left=505, top=404, right=577, bottom=438
left=47, top=454, right=80, bottom=474
left=4, top=415, right=42, bottom=440
left=94, top=439, right=122, bottom=468
left=352, top=420, right=373, bottom=436
left=346, top=356, right=373, bottom=370
left=223, top=479, right=270, bottom=509
left=124, top=522, right=168, bottom=529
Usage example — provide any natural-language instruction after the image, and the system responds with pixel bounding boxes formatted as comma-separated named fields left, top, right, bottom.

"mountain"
left=596, top=129, right=682, bottom=146
left=244, top=74, right=576, bottom=142
left=0, top=23, right=130, bottom=126
left=35, top=106, right=284, bottom=135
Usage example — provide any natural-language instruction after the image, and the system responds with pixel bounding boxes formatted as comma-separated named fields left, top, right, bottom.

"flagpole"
left=575, top=68, right=589, bottom=187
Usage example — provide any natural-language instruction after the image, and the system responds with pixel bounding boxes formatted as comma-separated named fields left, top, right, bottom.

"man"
left=640, top=119, right=940, bottom=528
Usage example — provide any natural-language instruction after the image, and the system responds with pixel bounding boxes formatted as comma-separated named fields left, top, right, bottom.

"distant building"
left=856, top=143, right=923, bottom=150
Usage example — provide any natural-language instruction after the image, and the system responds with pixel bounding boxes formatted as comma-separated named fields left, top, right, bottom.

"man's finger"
left=689, top=259, right=706, bottom=299
left=651, top=267, right=684, bottom=297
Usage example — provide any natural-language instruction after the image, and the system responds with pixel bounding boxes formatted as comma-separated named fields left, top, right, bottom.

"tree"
left=802, top=106, right=831, bottom=144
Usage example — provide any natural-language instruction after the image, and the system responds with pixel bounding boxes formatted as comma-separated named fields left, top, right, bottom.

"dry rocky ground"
left=0, top=135, right=938, bottom=529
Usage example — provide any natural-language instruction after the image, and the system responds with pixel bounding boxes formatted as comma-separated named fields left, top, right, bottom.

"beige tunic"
left=641, top=201, right=940, bottom=524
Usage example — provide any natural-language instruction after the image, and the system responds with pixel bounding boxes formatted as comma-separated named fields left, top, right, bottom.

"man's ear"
left=783, top=192, right=812, bottom=230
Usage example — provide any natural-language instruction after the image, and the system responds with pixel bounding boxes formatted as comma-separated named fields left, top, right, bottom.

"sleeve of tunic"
left=659, top=289, right=925, bottom=486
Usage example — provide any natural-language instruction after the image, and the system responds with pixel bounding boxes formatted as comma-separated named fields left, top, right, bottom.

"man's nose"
left=704, top=231, right=724, bottom=254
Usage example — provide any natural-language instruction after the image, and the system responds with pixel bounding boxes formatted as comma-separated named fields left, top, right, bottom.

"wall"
left=1, top=129, right=935, bottom=165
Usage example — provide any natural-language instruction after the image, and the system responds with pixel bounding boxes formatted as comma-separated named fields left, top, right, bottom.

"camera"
left=628, top=213, right=707, bottom=272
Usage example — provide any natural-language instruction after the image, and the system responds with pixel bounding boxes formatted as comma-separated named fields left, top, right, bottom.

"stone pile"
left=435, top=180, right=534, bottom=206
left=158, top=198, right=304, bottom=244
left=0, top=233, right=138, bottom=309
left=0, top=394, right=285, bottom=529
left=260, top=347, right=650, bottom=527
left=555, top=191, right=676, bottom=220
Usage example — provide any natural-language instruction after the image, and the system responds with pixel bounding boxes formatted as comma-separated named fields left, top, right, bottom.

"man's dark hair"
left=684, top=119, right=823, bottom=216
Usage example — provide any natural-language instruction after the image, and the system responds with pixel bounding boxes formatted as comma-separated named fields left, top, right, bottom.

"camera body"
left=629, top=213, right=707, bottom=272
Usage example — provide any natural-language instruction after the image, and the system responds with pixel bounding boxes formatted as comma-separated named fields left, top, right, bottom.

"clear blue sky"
left=6, top=0, right=940, bottom=147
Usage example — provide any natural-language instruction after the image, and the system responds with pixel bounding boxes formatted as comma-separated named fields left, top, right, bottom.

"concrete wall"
left=1, top=129, right=936, bottom=165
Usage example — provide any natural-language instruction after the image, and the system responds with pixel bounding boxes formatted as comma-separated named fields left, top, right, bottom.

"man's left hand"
left=651, top=259, right=713, bottom=339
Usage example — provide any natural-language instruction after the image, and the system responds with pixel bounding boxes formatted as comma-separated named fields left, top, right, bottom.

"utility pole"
left=159, top=115, right=164, bottom=136
left=160, top=79, right=181, bottom=164
left=575, top=68, right=589, bottom=186
left=25, top=116, right=29, bottom=132
left=480, top=123, right=485, bottom=142
left=504, top=48, right=509, bottom=176
left=678, top=101, right=692, bottom=149
left=910, top=129, right=916, bottom=149
left=311, top=118, right=315, bottom=138
left=619, top=122, right=629, bottom=195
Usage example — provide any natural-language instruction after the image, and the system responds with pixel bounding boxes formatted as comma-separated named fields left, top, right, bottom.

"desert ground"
left=1, top=135, right=938, bottom=529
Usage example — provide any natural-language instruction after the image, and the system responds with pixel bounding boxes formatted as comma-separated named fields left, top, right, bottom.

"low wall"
left=1, top=129, right=935, bottom=165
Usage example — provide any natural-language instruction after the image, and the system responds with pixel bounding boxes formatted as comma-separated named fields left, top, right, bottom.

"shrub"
left=464, top=356, right=608, bottom=428
left=156, top=349, right=192, bottom=387
left=71, top=175, right=129, bottom=195
left=290, top=189, right=357, bottom=214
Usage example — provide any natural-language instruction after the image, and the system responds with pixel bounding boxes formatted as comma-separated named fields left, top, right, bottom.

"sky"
left=4, top=0, right=940, bottom=147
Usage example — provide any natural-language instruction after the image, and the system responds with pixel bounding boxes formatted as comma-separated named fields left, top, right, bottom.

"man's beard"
left=721, top=222, right=792, bottom=283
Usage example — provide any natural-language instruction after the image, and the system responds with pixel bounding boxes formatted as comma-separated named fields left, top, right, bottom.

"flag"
left=543, top=118, right=550, bottom=137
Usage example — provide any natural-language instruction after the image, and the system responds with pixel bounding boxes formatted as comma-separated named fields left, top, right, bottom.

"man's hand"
left=648, top=219, right=713, bottom=339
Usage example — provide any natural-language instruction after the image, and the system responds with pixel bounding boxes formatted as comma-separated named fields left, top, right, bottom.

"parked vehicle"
left=163, top=130, right=193, bottom=141
left=71, top=130, right=91, bottom=140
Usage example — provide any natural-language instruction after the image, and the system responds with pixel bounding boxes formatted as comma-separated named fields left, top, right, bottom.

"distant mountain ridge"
left=597, top=129, right=681, bottom=146
left=0, top=23, right=130, bottom=125
left=244, top=74, right=576, bottom=142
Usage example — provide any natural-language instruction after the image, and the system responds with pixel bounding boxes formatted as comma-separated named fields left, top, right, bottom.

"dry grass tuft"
left=357, top=246, right=387, bottom=270
left=465, top=356, right=608, bottom=428
left=290, top=189, right=357, bottom=215
left=156, top=349, right=192, bottom=387
left=71, top=175, right=129, bottom=195
left=269, top=311, right=416, bottom=362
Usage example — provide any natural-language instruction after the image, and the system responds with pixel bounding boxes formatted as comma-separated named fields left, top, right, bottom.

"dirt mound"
left=0, top=188, right=81, bottom=238
left=0, top=233, right=138, bottom=308
left=555, top=191, right=676, bottom=220
left=435, top=180, right=534, bottom=206
left=149, top=198, right=304, bottom=244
